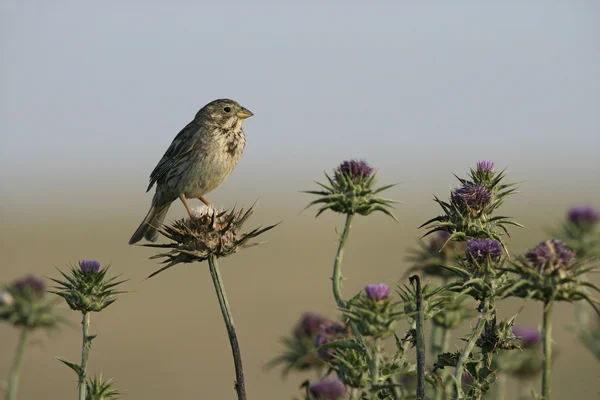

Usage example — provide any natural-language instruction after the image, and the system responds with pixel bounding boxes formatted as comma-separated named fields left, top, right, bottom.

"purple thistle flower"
left=525, top=239, right=574, bottom=273
left=451, top=184, right=491, bottom=211
left=12, top=274, right=46, bottom=297
left=512, top=326, right=541, bottom=348
left=568, top=205, right=600, bottom=226
left=337, top=159, right=374, bottom=181
left=293, top=312, right=330, bottom=338
left=364, top=283, right=390, bottom=300
left=462, top=371, right=471, bottom=384
left=466, top=239, right=502, bottom=262
left=476, top=160, right=495, bottom=172
left=309, top=376, right=347, bottom=399
left=79, top=260, right=101, bottom=273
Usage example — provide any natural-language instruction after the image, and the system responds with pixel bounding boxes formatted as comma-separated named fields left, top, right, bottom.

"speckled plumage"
left=129, top=99, right=252, bottom=244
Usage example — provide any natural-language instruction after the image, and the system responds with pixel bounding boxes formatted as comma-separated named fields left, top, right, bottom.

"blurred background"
left=1, top=1, right=599, bottom=399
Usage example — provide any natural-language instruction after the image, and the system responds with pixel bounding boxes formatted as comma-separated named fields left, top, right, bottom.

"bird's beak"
left=236, top=107, right=254, bottom=119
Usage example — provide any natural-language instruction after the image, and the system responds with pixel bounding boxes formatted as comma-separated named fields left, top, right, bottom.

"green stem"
left=410, top=275, right=426, bottom=400
left=453, top=300, right=491, bottom=400
left=332, top=213, right=354, bottom=308
left=369, top=339, right=382, bottom=400
left=542, top=301, right=552, bottom=400
left=78, top=312, right=91, bottom=400
left=432, top=324, right=450, bottom=400
left=6, top=328, right=29, bottom=400
left=208, top=256, right=247, bottom=400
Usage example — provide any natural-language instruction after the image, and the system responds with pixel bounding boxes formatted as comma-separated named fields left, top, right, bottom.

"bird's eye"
left=223, top=107, right=231, bottom=113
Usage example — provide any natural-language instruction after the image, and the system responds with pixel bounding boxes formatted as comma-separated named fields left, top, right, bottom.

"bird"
left=129, top=99, right=253, bottom=244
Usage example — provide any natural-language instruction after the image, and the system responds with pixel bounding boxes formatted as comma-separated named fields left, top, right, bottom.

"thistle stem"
left=369, top=338, right=382, bottom=400
left=208, top=256, right=247, bottom=400
left=6, top=328, right=29, bottom=400
left=542, top=301, right=553, bottom=400
left=78, top=312, right=91, bottom=400
left=332, top=213, right=354, bottom=308
left=453, top=300, right=491, bottom=400
left=410, top=275, right=426, bottom=400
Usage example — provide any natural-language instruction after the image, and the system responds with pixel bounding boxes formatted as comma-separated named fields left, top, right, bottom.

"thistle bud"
left=305, top=159, right=398, bottom=219
left=309, top=376, right=347, bottom=399
left=466, top=239, right=503, bottom=263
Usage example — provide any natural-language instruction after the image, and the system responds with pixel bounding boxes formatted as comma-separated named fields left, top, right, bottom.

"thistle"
left=50, top=260, right=127, bottom=400
left=420, top=160, right=521, bottom=252
left=304, top=159, right=397, bottom=219
left=308, top=376, right=347, bottom=400
left=50, top=260, right=126, bottom=313
left=143, top=203, right=277, bottom=278
left=1, top=274, right=62, bottom=400
left=267, top=312, right=330, bottom=376
left=85, top=375, right=121, bottom=400
left=304, top=160, right=398, bottom=308
left=556, top=204, right=600, bottom=259
left=144, top=203, right=276, bottom=400
left=503, top=239, right=600, bottom=400
left=342, top=284, right=401, bottom=338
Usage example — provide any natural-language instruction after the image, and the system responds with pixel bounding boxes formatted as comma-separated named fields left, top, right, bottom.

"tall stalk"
left=208, top=255, right=247, bottom=400
left=541, top=301, right=553, bottom=400
left=6, top=328, right=29, bottom=400
left=78, top=313, right=91, bottom=400
left=332, top=214, right=354, bottom=307
left=369, top=339, right=382, bottom=400
left=453, top=300, right=491, bottom=400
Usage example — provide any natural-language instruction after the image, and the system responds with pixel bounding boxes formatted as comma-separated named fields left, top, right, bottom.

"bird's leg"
left=199, top=196, right=211, bottom=207
left=179, top=195, right=195, bottom=218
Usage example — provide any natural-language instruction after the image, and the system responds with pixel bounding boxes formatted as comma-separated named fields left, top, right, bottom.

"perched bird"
left=129, top=99, right=253, bottom=244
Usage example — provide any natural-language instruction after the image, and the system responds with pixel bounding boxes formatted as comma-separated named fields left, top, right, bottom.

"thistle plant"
left=305, top=159, right=397, bottom=308
left=420, top=160, right=521, bottom=253
left=144, top=203, right=276, bottom=400
left=502, top=239, right=600, bottom=399
left=1, top=274, right=62, bottom=400
left=50, top=260, right=126, bottom=400
left=553, top=204, right=600, bottom=359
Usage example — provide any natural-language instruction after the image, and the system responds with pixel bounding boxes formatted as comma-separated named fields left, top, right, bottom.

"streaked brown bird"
left=129, top=99, right=253, bottom=244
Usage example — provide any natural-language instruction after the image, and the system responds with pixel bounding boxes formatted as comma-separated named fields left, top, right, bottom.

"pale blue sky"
left=1, top=1, right=599, bottom=209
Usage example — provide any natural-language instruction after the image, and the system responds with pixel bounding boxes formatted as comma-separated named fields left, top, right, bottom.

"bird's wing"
left=146, top=120, right=200, bottom=192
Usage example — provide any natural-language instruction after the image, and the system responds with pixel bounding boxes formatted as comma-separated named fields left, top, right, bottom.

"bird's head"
left=196, top=99, right=253, bottom=129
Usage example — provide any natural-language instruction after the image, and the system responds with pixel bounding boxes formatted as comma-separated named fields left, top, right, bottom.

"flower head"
left=466, top=239, right=503, bottom=262
left=1, top=274, right=60, bottom=329
left=50, top=262, right=126, bottom=313
left=309, top=376, right=347, bottom=399
left=451, top=184, right=491, bottom=212
left=512, top=326, right=541, bottom=348
left=293, top=312, right=330, bottom=338
left=364, top=283, right=390, bottom=300
left=568, top=205, right=600, bottom=226
left=79, top=260, right=101, bottom=273
left=476, top=160, right=495, bottom=172
left=336, top=159, right=374, bottom=182
left=144, top=203, right=277, bottom=278
left=525, top=239, right=575, bottom=274
left=305, top=160, right=397, bottom=218
left=13, top=274, right=46, bottom=297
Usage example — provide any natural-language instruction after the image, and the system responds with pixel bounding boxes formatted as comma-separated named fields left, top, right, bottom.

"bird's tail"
left=128, top=203, right=171, bottom=244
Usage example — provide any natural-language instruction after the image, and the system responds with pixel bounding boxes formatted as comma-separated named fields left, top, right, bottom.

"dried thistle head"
left=143, top=203, right=277, bottom=278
